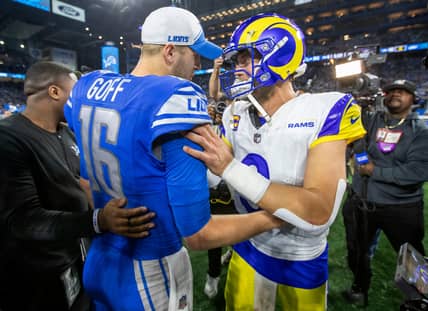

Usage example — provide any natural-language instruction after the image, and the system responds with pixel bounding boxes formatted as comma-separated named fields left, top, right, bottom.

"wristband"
left=221, top=158, right=270, bottom=203
left=207, top=170, right=222, bottom=188
left=92, top=209, right=102, bottom=234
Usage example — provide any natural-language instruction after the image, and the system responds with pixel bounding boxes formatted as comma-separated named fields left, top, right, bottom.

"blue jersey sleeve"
left=161, top=134, right=210, bottom=237
left=150, top=81, right=212, bottom=145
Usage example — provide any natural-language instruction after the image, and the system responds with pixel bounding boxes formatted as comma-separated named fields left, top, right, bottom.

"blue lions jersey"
left=65, top=70, right=211, bottom=260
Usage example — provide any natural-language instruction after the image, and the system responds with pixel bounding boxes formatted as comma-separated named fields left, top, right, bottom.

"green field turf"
left=189, top=184, right=428, bottom=310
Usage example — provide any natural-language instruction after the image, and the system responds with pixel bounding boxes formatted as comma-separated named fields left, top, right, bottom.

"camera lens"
left=215, top=101, right=227, bottom=114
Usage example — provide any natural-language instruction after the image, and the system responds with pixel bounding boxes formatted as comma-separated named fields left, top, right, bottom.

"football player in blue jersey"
left=184, top=13, right=366, bottom=311
left=64, top=6, right=282, bottom=311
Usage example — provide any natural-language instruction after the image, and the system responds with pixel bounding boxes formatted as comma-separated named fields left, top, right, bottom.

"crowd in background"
left=0, top=82, right=26, bottom=119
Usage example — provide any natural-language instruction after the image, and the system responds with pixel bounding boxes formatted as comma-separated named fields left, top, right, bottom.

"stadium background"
left=0, top=0, right=427, bottom=309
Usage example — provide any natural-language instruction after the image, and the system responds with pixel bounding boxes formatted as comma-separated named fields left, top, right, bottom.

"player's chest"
left=228, top=113, right=317, bottom=155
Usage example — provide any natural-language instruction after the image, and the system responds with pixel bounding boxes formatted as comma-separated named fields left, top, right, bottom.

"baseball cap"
left=141, top=6, right=222, bottom=60
left=383, top=79, right=416, bottom=96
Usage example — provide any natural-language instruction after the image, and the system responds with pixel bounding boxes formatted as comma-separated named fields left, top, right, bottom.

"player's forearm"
left=258, top=183, right=333, bottom=225
left=185, top=211, right=281, bottom=250
left=222, top=159, right=334, bottom=225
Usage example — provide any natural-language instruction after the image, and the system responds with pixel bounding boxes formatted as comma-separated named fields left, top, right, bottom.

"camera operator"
left=342, top=79, right=428, bottom=306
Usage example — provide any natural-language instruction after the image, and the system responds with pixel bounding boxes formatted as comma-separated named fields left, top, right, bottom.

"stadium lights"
left=85, top=27, right=90, bottom=31
left=335, top=60, right=363, bottom=78
left=0, top=40, right=4, bottom=45
left=200, top=0, right=281, bottom=22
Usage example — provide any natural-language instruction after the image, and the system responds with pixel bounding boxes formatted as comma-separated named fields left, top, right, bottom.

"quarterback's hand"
left=98, top=198, right=155, bottom=238
left=183, top=124, right=234, bottom=176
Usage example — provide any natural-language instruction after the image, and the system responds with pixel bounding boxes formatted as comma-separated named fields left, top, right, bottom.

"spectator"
left=0, top=61, right=155, bottom=311
left=342, top=79, right=428, bottom=306
left=64, top=7, right=282, bottom=310
left=183, top=12, right=365, bottom=310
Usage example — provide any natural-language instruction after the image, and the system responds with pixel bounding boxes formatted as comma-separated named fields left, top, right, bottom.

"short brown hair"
left=141, top=44, right=164, bottom=56
left=24, top=61, right=72, bottom=96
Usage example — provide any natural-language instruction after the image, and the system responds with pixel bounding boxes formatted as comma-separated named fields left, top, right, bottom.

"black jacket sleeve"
left=0, top=133, right=96, bottom=242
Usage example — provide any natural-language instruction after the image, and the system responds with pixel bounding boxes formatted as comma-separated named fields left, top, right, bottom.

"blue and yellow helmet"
left=220, top=13, right=306, bottom=99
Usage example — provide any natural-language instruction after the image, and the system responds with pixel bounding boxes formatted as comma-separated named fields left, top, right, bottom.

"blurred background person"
left=342, top=79, right=428, bottom=306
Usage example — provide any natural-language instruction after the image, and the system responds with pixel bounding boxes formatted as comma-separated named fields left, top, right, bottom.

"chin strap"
left=247, top=93, right=271, bottom=123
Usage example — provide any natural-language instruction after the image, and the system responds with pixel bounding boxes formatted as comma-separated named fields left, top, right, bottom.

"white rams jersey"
left=221, top=92, right=365, bottom=261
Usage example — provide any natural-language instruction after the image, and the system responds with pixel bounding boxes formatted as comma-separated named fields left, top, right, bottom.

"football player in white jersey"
left=184, top=13, right=366, bottom=311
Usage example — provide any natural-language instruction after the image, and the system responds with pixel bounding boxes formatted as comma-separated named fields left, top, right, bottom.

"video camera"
left=395, top=243, right=428, bottom=311
left=335, top=45, right=386, bottom=109
left=214, top=101, right=227, bottom=114
left=335, top=59, right=383, bottom=109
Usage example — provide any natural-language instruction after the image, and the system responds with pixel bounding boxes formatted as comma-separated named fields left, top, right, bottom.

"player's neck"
left=262, top=83, right=297, bottom=116
left=131, top=58, right=169, bottom=77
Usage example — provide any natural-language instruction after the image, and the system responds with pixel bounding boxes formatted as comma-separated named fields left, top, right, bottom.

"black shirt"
left=0, top=114, right=95, bottom=274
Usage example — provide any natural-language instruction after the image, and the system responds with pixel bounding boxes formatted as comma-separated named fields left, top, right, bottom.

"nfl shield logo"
left=253, top=133, right=261, bottom=143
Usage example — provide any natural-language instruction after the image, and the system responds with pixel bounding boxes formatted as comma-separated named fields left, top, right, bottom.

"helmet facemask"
left=220, top=45, right=262, bottom=99
left=219, top=13, right=306, bottom=100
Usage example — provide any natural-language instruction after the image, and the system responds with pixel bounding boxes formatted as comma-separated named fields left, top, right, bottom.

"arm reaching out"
left=183, top=124, right=233, bottom=176
left=98, top=197, right=156, bottom=238
left=184, top=124, right=348, bottom=229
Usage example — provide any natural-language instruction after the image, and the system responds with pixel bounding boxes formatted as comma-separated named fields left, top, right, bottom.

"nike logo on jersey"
left=350, top=116, right=360, bottom=124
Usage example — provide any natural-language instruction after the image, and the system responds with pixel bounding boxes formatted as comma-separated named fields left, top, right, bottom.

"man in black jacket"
left=0, top=62, right=155, bottom=311
left=342, top=79, right=428, bottom=305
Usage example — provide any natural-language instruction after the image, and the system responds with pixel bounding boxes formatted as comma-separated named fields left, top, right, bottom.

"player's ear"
left=163, top=44, right=176, bottom=66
